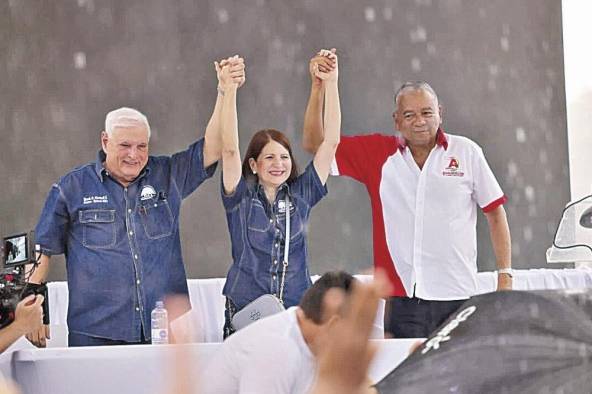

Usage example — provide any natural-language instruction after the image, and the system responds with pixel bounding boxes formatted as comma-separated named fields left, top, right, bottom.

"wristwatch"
left=497, top=268, right=513, bottom=278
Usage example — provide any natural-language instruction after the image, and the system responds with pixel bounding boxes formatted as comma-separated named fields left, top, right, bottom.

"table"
left=2, top=339, right=419, bottom=394
left=41, top=268, right=592, bottom=346
left=3, top=268, right=591, bottom=393
left=475, top=268, right=592, bottom=293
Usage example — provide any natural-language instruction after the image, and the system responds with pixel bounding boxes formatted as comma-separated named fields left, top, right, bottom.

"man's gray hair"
left=394, top=81, right=439, bottom=112
left=104, top=107, right=151, bottom=138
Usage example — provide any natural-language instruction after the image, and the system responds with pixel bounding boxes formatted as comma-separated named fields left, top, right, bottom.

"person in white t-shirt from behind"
left=200, top=271, right=377, bottom=394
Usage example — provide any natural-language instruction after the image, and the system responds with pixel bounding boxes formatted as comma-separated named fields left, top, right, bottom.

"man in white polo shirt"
left=303, top=73, right=512, bottom=338
left=200, top=271, right=377, bottom=394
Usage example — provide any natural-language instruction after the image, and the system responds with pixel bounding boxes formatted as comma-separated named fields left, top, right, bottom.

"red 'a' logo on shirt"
left=443, top=156, right=464, bottom=177
left=446, top=157, right=459, bottom=170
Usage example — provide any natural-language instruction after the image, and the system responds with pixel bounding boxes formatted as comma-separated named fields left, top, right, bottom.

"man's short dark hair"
left=299, top=271, right=356, bottom=324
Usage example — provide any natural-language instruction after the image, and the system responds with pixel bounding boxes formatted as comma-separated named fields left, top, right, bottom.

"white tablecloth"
left=474, top=268, right=592, bottom=293
left=13, top=268, right=592, bottom=348
left=37, top=278, right=228, bottom=346
left=44, top=275, right=385, bottom=346
left=1, top=338, right=419, bottom=394
left=2, top=268, right=592, bottom=393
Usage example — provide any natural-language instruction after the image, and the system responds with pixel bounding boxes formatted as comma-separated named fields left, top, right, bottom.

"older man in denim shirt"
left=28, top=106, right=224, bottom=347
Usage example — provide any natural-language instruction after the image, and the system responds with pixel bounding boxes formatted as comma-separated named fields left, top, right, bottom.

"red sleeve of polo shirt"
left=482, top=195, right=508, bottom=212
left=472, top=146, right=507, bottom=212
left=335, top=134, right=398, bottom=184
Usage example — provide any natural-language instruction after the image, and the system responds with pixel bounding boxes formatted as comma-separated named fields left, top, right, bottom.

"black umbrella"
left=376, top=290, right=592, bottom=394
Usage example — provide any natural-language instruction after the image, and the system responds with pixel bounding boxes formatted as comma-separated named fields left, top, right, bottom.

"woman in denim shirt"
left=217, top=50, right=341, bottom=337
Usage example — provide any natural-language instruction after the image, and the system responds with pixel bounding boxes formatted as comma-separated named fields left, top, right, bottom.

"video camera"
left=0, top=231, right=49, bottom=329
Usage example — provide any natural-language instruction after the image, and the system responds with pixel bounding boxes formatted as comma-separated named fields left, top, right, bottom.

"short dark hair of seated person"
left=299, top=271, right=356, bottom=324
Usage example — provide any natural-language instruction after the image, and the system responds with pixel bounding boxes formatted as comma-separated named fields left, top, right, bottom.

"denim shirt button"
left=273, top=260, right=278, bottom=265
left=128, top=209, right=132, bottom=213
left=269, top=219, right=273, bottom=223
left=129, top=231, right=133, bottom=236
left=272, top=274, right=277, bottom=280
left=134, top=254, right=138, bottom=259
left=135, top=307, right=140, bottom=311
left=136, top=280, right=140, bottom=285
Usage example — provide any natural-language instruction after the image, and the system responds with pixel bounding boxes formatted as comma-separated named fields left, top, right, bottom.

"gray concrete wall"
left=1, top=0, right=570, bottom=281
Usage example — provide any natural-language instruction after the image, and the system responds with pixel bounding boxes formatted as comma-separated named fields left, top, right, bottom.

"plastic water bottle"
left=151, top=300, right=169, bottom=344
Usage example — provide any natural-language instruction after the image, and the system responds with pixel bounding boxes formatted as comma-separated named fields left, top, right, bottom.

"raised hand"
left=310, top=48, right=337, bottom=84
left=215, top=55, right=246, bottom=91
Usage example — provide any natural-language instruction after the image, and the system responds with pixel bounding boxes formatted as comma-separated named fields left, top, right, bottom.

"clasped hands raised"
left=215, top=55, right=245, bottom=92
left=310, top=48, right=338, bottom=83
left=214, top=47, right=339, bottom=91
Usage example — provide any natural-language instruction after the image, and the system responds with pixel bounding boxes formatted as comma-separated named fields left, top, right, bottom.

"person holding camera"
left=0, top=294, right=44, bottom=353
